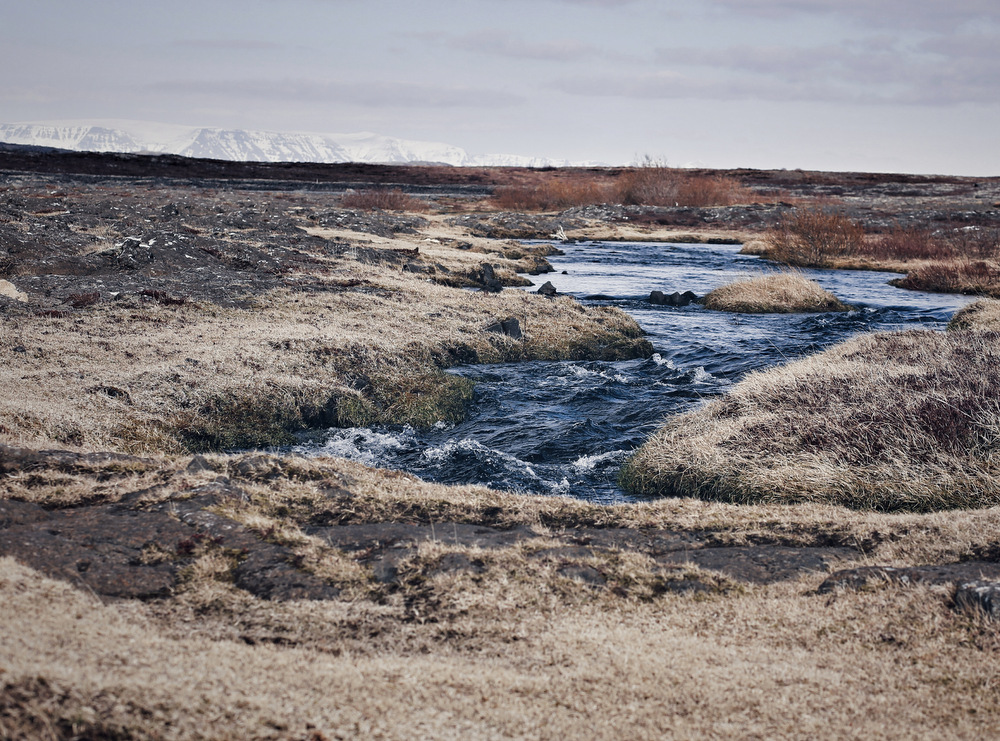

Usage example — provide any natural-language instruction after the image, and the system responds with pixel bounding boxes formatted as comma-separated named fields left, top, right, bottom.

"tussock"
left=702, top=271, right=849, bottom=313
left=949, top=298, right=1000, bottom=331
left=622, top=329, right=1000, bottom=511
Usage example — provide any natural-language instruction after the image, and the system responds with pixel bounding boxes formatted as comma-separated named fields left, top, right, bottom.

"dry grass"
left=949, top=299, right=1000, bottom=331
left=754, top=213, right=1000, bottom=297
left=488, top=161, right=753, bottom=211
left=891, top=260, right=1000, bottom=297
left=491, top=178, right=614, bottom=211
left=621, top=329, right=1000, bottom=511
left=7, top=446, right=1000, bottom=738
left=4, top=551, right=1000, bottom=739
left=702, top=271, right=849, bottom=314
left=340, top=188, right=429, bottom=212
left=0, top=220, right=648, bottom=455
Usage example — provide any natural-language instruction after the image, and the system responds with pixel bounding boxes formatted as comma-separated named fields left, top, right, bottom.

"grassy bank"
left=621, top=320, right=1000, bottom=511
left=0, top=265, right=649, bottom=454
left=702, top=271, right=849, bottom=313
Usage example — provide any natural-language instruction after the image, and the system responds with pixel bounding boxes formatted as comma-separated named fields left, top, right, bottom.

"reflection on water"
left=297, top=241, right=974, bottom=503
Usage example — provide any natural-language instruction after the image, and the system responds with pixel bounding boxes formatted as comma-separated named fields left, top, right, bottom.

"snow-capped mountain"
left=0, top=120, right=575, bottom=167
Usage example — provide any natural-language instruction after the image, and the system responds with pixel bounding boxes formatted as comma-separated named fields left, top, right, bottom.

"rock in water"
left=649, top=289, right=698, bottom=306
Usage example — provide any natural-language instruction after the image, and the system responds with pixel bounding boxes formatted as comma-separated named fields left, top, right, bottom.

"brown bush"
left=613, top=158, right=750, bottom=208
left=491, top=179, right=612, bottom=211
left=947, top=227, right=1000, bottom=259
left=340, top=189, right=428, bottom=212
left=760, top=208, right=865, bottom=267
left=861, top=227, right=955, bottom=262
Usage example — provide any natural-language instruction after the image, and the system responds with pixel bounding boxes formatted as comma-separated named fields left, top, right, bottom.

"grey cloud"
left=149, top=78, right=525, bottom=109
left=551, top=57, right=1000, bottom=106
left=425, top=29, right=607, bottom=62
left=173, top=39, right=284, bottom=51
left=705, top=0, right=999, bottom=30
left=551, top=71, right=857, bottom=104
left=649, top=32, right=1000, bottom=106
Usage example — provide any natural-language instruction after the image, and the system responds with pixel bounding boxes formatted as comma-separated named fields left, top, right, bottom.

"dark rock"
left=403, top=261, right=434, bottom=275
left=233, top=547, right=341, bottom=600
left=484, top=317, right=522, bottom=340
left=0, top=499, right=50, bottom=528
left=649, top=290, right=698, bottom=307
left=537, top=281, right=557, bottom=297
left=0, top=504, right=191, bottom=599
left=429, top=552, right=487, bottom=576
left=186, top=454, right=215, bottom=473
left=954, top=581, right=1000, bottom=618
left=479, top=263, right=503, bottom=293
left=584, top=294, right=616, bottom=301
left=229, top=454, right=284, bottom=481
left=818, top=562, right=1000, bottom=593
left=0, top=443, right=157, bottom=476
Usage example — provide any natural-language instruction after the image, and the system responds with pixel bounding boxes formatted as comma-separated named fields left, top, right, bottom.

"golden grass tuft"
left=702, top=271, right=849, bottom=313
left=621, top=329, right=1000, bottom=511
left=948, top=298, right=1000, bottom=331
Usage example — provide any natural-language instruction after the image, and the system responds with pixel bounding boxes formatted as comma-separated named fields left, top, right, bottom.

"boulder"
left=649, top=290, right=698, bottom=307
left=479, top=263, right=503, bottom=293
left=0, top=279, right=27, bottom=303
left=485, top=317, right=522, bottom=340
left=954, top=580, right=1000, bottom=618
left=537, top=281, right=557, bottom=297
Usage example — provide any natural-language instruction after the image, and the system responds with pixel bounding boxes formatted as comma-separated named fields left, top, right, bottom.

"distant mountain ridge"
left=0, top=120, right=579, bottom=167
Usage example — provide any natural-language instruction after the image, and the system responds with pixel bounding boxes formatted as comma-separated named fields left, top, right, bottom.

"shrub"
left=861, top=227, right=955, bottom=262
left=340, top=188, right=428, bottom=212
left=759, top=208, right=865, bottom=267
left=613, top=158, right=750, bottom=208
left=702, top=271, right=849, bottom=314
left=491, top=179, right=611, bottom=211
left=948, top=227, right=1000, bottom=260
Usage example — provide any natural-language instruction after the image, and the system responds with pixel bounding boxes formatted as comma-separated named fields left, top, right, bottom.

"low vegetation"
left=340, top=187, right=429, bottom=212
left=753, top=208, right=1000, bottom=297
left=490, top=160, right=753, bottom=211
left=702, top=271, right=849, bottom=313
left=621, top=327, right=1000, bottom=511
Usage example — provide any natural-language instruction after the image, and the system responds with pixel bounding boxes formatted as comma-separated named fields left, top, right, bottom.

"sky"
left=2, top=0, right=999, bottom=175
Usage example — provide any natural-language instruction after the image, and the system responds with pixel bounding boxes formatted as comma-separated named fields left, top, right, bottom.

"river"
left=295, top=241, right=974, bottom=503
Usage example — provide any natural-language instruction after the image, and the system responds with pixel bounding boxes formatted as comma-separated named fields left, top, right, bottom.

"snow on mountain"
left=0, top=120, right=577, bottom=167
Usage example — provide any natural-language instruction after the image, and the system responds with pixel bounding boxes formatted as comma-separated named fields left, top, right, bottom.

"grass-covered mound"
left=702, top=272, right=848, bottom=313
left=948, top=298, right=1000, bottom=331
left=620, top=328, right=1000, bottom=511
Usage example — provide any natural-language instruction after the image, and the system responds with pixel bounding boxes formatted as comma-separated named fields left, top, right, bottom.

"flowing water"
left=296, top=241, right=974, bottom=503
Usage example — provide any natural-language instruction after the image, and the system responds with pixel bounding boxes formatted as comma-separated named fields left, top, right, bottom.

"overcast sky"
left=3, top=0, right=999, bottom=174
